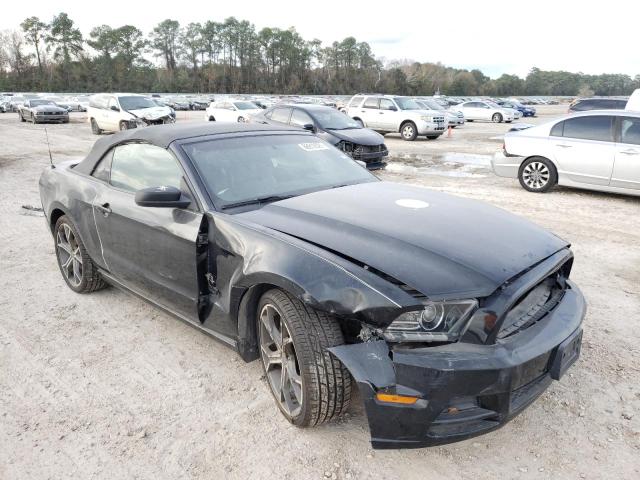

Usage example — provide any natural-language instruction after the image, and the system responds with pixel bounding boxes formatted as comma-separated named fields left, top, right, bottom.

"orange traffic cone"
left=447, top=126, right=453, bottom=138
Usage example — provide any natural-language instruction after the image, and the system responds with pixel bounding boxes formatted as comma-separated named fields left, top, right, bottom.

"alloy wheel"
left=259, top=303, right=303, bottom=418
left=402, top=124, right=414, bottom=139
left=56, top=223, right=83, bottom=288
left=522, top=161, right=550, bottom=189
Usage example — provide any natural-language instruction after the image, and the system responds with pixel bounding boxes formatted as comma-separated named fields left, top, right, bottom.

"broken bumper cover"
left=330, top=281, right=585, bottom=449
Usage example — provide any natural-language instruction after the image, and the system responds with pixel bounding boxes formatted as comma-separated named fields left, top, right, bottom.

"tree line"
left=1, top=12, right=638, bottom=97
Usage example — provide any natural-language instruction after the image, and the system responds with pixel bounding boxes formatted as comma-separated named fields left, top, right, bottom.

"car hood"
left=325, top=127, right=384, bottom=145
left=129, top=106, right=173, bottom=119
left=33, top=105, right=67, bottom=112
left=237, top=182, right=568, bottom=299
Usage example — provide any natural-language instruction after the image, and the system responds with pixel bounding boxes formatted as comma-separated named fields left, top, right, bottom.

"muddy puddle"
left=386, top=152, right=494, bottom=178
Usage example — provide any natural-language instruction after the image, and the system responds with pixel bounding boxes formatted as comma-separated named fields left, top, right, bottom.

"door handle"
left=556, top=144, right=573, bottom=148
left=95, top=203, right=111, bottom=216
left=620, top=149, right=638, bottom=155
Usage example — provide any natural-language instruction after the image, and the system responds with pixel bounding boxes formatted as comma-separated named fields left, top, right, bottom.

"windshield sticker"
left=298, top=142, right=329, bottom=152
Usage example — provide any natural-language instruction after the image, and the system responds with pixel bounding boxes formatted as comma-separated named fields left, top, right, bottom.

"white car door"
left=359, top=97, right=381, bottom=128
left=378, top=98, right=398, bottom=130
left=462, top=102, right=482, bottom=120
left=551, top=115, right=616, bottom=186
left=105, top=97, right=121, bottom=131
left=612, top=116, right=640, bottom=190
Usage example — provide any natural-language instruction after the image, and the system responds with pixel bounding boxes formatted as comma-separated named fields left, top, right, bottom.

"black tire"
left=90, top=118, right=102, bottom=135
left=54, top=215, right=106, bottom=293
left=400, top=121, right=418, bottom=141
left=492, top=113, right=503, bottom=123
left=258, top=289, right=351, bottom=427
left=19, top=112, right=26, bottom=122
left=208, top=116, right=215, bottom=122
left=119, top=120, right=129, bottom=131
left=518, top=156, right=557, bottom=193
left=237, top=116, right=246, bottom=123
left=426, top=135, right=440, bottom=140
left=353, top=118, right=364, bottom=127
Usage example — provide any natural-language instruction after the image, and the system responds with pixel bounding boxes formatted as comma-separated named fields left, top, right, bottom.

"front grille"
left=338, top=141, right=388, bottom=161
left=433, top=116, right=445, bottom=123
left=498, top=275, right=565, bottom=339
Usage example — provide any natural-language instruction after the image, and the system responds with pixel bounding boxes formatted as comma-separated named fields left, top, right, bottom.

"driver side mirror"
left=135, top=186, right=191, bottom=208
left=386, top=105, right=397, bottom=111
left=302, top=123, right=315, bottom=132
left=110, top=105, right=120, bottom=112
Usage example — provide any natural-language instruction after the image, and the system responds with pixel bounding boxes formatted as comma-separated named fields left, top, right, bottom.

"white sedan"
left=492, top=109, right=640, bottom=197
left=451, top=100, right=516, bottom=123
left=204, top=100, right=262, bottom=123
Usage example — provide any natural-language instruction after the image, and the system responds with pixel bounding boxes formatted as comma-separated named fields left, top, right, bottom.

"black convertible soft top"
left=74, top=122, right=303, bottom=175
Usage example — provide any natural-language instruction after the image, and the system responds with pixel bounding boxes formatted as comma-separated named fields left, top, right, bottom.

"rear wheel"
left=90, top=118, right=102, bottom=135
left=258, top=289, right=351, bottom=427
left=237, top=116, right=246, bottom=123
left=119, top=120, right=129, bottom=131
left=426, top=135, right=440, bottom=140
left=400, top=121, right=418, bottom=141
left=353, top=118, right=364, bottom=127
left=492, top=113, right=503, bottom=123
left=518, top=157, right=557, bottom=193
left=54, top=216, right=106, bottom=293
left=19, top=112, right=25, bottom=122
left=208, top=116, right=216, bottom=122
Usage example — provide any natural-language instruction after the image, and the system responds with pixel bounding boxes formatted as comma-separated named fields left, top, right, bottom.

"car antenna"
left=44, top=127, right=55, bottom=168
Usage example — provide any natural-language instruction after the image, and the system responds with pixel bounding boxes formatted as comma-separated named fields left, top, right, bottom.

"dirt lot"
left=1, top=106, right=639, bottom=480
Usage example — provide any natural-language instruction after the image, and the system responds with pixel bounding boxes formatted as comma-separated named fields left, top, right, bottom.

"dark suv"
left=568, top=97, right=628, bottom=112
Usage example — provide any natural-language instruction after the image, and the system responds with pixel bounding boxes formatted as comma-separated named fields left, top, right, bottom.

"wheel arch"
left=521, top=154, right=559, bottom=173
left=399, top=119, right=416, bottom=132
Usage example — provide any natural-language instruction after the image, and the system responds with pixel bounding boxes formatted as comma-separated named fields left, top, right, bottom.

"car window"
left=92, top=150, right=113, bottom=182
left=290, top=109, right=313, bottom=127
left=620, top=117, right=640, bottom=145
left=107, top=97, right=119, bottom=110
left=110, top=143, right=183, bottom=193
left=550, top=121, right=564, bottom=137
left=561, top=116, right=613, bottom=142
left=349, top=96, right=364, bottom=108
left=380, top=98, right=395, bottom=110
left=270, top=107, right=292, bottom=123
left=362, top=97, right=379, bottom=109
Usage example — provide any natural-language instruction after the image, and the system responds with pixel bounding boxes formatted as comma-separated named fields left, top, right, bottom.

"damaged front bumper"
left=126, top=115, right=176, bottom=128
left=330, top=281, right=585, bottom=449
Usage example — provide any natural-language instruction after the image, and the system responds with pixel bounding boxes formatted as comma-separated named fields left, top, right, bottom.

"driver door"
left=91, top=142, right=203, bottom=320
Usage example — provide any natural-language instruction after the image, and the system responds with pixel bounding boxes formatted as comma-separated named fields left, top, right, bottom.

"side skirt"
left=99, top=269, right=238, bottom=349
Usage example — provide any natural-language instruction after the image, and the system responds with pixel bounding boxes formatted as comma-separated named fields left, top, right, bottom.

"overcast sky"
left=3, top=0, right=637, bottom=79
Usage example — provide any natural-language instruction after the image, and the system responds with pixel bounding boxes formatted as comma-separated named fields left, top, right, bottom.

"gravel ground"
left=1, top=106, right=639, bottom=480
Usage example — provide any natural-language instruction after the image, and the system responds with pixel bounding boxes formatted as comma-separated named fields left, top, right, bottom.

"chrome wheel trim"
left=259, top=303, right=303, bottom=418
left=402, top=124, right=414, bottom=139
left=522, top=161, right=550, bottom=189
left=56, top=224, right=83, bottom=287
left=493, top=113, right=501, bottom=122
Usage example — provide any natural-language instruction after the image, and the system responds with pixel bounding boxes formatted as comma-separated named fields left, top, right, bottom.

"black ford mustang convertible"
left=39, top=123, right=585, bottom=449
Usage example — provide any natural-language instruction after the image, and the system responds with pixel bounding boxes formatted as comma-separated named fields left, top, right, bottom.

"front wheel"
left=492, top=113, right=503, bottom=123
left=54, top=216, right=106, bottom=293
left=518, top=157, right=557, bottom=193
left=258, top=289, right=351, bottom=427
left=400, top=121, right=418, bottom=141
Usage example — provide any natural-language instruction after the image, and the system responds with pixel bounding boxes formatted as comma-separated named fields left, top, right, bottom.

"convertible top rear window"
left=183, top=134, right=375, bottom=208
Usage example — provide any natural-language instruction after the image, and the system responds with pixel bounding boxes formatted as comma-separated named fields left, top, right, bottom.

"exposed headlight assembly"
left=420, top=115, right=434, bottom=122
left=383, top=299, right=478, bottom=343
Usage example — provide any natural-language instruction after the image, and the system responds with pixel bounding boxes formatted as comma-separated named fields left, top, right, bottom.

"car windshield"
left=419, top=100, right=443, bottom=110
left=233, top=101, right=259, bottom=110
left=183, top=134, right=376, bottom=209
left=393, top=97, right=422, bottom=110
left=313, top=109, right=360, bottom=130
left=31, top=100, right=54, bottom=106
left=119, top=96, right=157, bottom=110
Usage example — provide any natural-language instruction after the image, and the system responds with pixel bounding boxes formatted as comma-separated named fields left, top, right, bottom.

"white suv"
left=346, top=95, right=446, bottom=141
left=87, top=93, right=174, bottom=134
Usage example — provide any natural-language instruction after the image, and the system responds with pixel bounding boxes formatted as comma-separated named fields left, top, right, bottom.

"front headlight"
left=383, top=299, right=478, bottom=343
left=419, top=115, right=434, bottom=122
